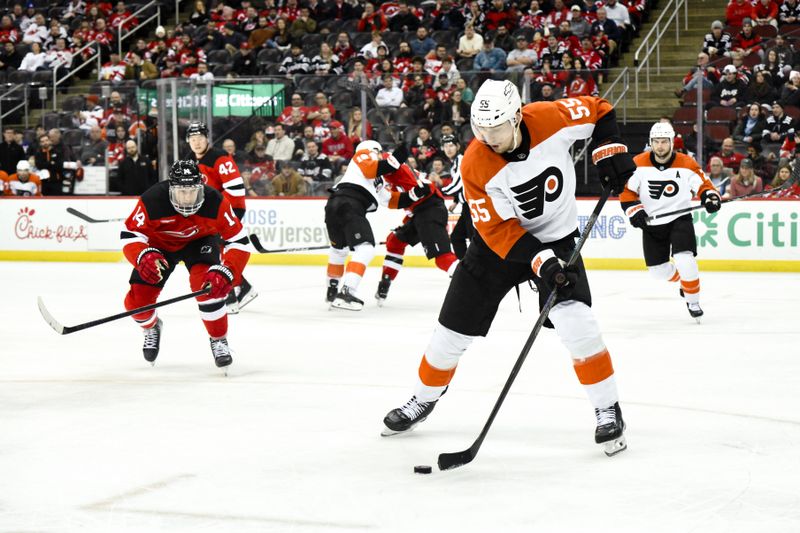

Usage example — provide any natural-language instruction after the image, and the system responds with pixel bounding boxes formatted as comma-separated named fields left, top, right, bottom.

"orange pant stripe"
left=681, top=278, right=700, bottom=294
left=346, top=261, right=367, bottom=277
left=327, top=263, right=345, bottom=278
left=668, top=271, right=680, bottom=282
left=418, top=355, right=457, bottom=387
left=573, top=350, right=614, bottom=385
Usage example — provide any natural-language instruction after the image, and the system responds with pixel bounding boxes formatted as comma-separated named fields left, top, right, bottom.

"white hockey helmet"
left=356, top=140, right=382, bottom=154
left=649, top=122, right=675, bottom=143
left=470, top=79, right=523, bottom=152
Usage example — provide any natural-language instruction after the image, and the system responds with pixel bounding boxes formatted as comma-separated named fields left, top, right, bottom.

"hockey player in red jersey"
left=620, top=122, right=721, bottom=321
left=120, top=160, right=251, bottom=371
left=374, top=153, right=459, bottom=305
left=382, top=80, right=636, bottom=457
left=186, top=121, right=257, bottom=314
left=324, top=140, right=409, bottom=311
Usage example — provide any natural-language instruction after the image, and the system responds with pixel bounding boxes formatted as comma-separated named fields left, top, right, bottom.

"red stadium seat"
left=707, top=122, right=732, bottom=141
left=707, top=106, right=738, bottom=124
left=673, top=122, right=694, bottom=139
left=754, top=25, right=777, bottom=39
left=683, top=88, right=711, bottom=106
left=673, top=106, right=702, bottom=123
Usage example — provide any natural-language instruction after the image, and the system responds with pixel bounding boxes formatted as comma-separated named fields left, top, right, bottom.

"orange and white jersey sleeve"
left=624, top=152, right=717, bottom=226
left=337, top=148, right=382, bottom=206
left=461, top=97, right=617, bottom=261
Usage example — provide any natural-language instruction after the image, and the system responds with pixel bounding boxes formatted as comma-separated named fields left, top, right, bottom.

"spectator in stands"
left=5, top=160, right=41, bottom=196
left=706, top=156, right=732, bottom=195
left=307, top=92, right=335, bottom=121
left=746, top=70, right=777, bottom=105
left=410, top=26, right=436, bottom=58
left=321, top=121, right=353, bottom=170
left=312, top=107, right=334, bottom=138
left=311, top=42, right=342, bottom=76
left=779, top=70, right=800, bottom=106
left=752, top=0, right=779, bottom=28
left=272, top=161, right=307, bottom=196
left=485, top=0, right=516, bottom=32
left=433, top=0, right=465, bottom=31
left=746, top=142, right=774, bottom=180
left=711, top=64, right=747, bottom=108
left=569, top=6, right=591, bottom=39
left=190, top=61, right=215, bottom=81
left=290, top=6, right=317, bottom=40
left=779, top=0, right=800, bottom=26
left=564, top=59, right=598, bottom=97
left=358, top=2, right=386, bottom=33
left=591, top=8, right=620, bottom=56
left=376, top=73, right=404, bottom=107
left=117, top=139, right=155, bottom=195
left=22, top=13, right=47, bottom=44
left=333, top=31, right=355, bottom=63
left=124, top=50, right=158, bottom=83
left=279, top=42, right=310, bottom=78
left=409, top=126, right=437, bottom=166
left=763, top=101, right=795, bottom=147
left=325, top=0, right=358, bottom=21
left=279, top=93, right=309, bottom=125
left=267, top=17, right=292, bottom=50
left=231, top=42, right=257, bottom=76
left=732, top=19, right=764, bottom=61
left=713, top=136, right=746, bottom=171
left=19, top=41, right=45, bottom=72
left=763, top=49, right=787, bottom=86
left=404, top=73, right=427, bottom=108
left=387, top=1, right=416, bottom=32
left=222, top=23, right=247, bottom=54
left=768, top=34, right=794, bottom=68
left=79, top=126, right=107, bottom=166
left=0, top=128, right=25, bottom=175
left=457, top=24, right=483, bottom=59
left=724, top=158, right=763, bottom=198
left=455, top=77, right=474, bottom=104
left=493, top=24, right=514, bottom=53
left=107, top=125, right=128, bottom=166
left=474, top=37, right=506, bottom=72
left=506, top=35, right=537, bottom=73
left=265, top=124, right=295, bottom=162
left=189, top=0, right=209, bottom=26
left=0, top=41, right=21, bottom=72
left=703, top=20, right=732, bottom=59
left=359, top=30, right=385, bottom=59
left=346, top=107, right=371, bottom=146
left=441, top=89, right=470, bottom=127
left=110, top=1, right=137, bottom=32
left=727, top=0, right=752, bottom=27
left=734, top=103, right=768, bottom=144
left=767, top=163, right=795, bottom=193
left=100, top=52, right=126, bottom=82
left=293, top=125, right=320, bottom=158
left=414, top=89, right=444, bottom=129
left=34, top=133, right=63, bottom=196
left=298, top=139, right=332, bottom=189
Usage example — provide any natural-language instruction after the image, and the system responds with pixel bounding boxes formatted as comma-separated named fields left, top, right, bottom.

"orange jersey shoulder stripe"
left=524, top=96, right=614, bottom=150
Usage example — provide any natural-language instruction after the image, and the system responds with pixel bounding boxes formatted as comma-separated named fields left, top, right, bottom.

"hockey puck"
left=414, top=465, right=433, bottom=474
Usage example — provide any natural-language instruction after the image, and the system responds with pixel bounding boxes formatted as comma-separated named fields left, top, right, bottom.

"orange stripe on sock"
left=418, top=355, right=457, bottom=387
left=327, top=263, right=345, bottom=278
left=346, top=261, right=367, bottom=277
left=573, top=350, right=614, bottom=385
left=681, top=278, right=700, bottom=294
left=668, top=271, right=680, bottom=282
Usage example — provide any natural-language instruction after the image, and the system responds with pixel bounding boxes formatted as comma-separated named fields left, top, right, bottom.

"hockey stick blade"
left=437, top=187, right=612, bottom=471
left=37, top=288, right=210, bottom=335
left=66, top=207, right=127, bottom=224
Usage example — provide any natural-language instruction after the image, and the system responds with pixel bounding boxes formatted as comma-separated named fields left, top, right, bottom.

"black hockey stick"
left=66, top=207, right=127, bottom=223
left=38, top=287, right=211, bottom=335
left=646, top=166, right=800, bottom=222
left=248, top=234, right=386, bottom=254
left=437, top=187, right=612, bottom=471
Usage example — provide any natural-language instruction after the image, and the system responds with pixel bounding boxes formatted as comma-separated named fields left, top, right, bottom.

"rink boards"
left=0, top=196, right=798, bottom=271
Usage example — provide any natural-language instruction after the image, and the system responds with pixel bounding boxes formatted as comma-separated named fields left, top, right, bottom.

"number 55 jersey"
left=461, top=96, right=617, bottom=260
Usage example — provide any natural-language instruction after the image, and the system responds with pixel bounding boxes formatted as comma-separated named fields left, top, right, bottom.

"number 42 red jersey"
left=197, top=147, right=246, bottom=213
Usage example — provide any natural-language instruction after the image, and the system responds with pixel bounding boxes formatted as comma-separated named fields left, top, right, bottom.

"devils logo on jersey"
left=648, top=180, right=679, bottom=200
left=510, top=166, right=564, bottom=219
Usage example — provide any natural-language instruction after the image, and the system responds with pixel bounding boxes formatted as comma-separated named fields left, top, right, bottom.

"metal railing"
left=52, top=41, right=102, bottom=110
left=117, top=1, right=162, bottom=58
left=634, top=0, right=689, bottom=105
left=0, top=84, right=29, bottom=130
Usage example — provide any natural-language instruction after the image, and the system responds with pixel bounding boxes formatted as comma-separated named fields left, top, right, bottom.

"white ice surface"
left=1, top=262, right=799, bottom=532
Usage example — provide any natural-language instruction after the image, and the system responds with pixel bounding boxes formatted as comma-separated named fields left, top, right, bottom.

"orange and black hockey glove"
left=701, top=190, right=721, bottom=213
left=592, top=143, right=636, bottom=195
left=531, top=249, right=579, bottom=297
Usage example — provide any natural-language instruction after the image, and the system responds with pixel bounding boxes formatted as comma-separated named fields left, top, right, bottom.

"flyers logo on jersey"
left=509, top=166, right=564, bottom=220
left=648, top=180, right=680, bottom=200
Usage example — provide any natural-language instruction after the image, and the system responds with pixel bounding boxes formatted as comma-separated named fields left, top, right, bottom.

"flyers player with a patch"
left=620, top=122, right=721, bottom=322
left=186, top=121, right=257, bottom=314
left=381, top=79, right=634, bottom=457
left=120, top=160, right=251, bottom=373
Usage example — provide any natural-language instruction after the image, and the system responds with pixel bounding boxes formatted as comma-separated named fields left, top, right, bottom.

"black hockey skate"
left=225, top=290, right=239, bottom=315
left=210, top=337, right=233, bottom=374
left=236, top=277, right=258, bottom=311
left=326, top=279, right=339, bottom=303
left=375, top=274, right=392, bottom=306
left=142, top=318, right=163, bottom=365
left=679, top=288, right=704, bottom=322
left=594, top=402, right=627, bottom=457
left=382, top=390, right=445, bottom=436
left=331, top=285, right=364, bottom=311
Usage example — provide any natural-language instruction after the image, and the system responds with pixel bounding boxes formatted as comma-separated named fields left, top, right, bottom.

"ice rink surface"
left=2, top=261, right=799, bottom=533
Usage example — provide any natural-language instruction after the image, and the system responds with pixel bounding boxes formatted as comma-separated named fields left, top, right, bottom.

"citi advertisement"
left=0, top=198, right=797, bottom=270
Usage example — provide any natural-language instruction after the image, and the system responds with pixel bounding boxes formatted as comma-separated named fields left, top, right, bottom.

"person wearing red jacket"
left=732, top=19, right=763, bottom=58
left=357, top=2, right=387, bottom=32
left=186, top=121, right=257, bottom=314
left=752, top=0, right=779, bottom=27
left=727, top=0, right=753, bottom=27
left=484, top=0, right=516, bottom=31
left=120, top=160, right=251, bottom=372
left=321, top=121, right=354, bottom=171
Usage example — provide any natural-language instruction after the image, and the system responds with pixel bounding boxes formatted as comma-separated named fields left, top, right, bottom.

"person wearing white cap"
left=711, top=64, right=747, bottom=107
left=6, top=160, right=42, bottom=197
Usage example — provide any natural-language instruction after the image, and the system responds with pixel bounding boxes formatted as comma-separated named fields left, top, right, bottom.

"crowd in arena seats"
left=672, top=0, right=800, bottom=198
left=0, top=0, right=656, bottom=197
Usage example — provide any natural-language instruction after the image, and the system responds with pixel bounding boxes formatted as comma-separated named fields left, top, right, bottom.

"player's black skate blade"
left=331, top=287, right=364, bottom=311
left=595, top=402, right=627, bottom=457
left=375, top=276, right=391, bottom=307
left=236, top=278, right=258, bottom=310
left=686, top=302, right=704, bottom=321
left=225, top=290, right=240, bottom=315
left=142, top=318, right=163, bottom=365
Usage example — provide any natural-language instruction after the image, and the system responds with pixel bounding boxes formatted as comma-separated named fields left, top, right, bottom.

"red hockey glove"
left=203, top=264, right=234, bottom=299
left=137, top=248, right=168, bottom=285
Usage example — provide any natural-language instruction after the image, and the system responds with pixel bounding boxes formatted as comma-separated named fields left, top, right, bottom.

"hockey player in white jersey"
left=381, top=79, right=635, bottom=457
left=324, top=140, right=408, bottom=311
left=620, top=122, right=721, bottom=321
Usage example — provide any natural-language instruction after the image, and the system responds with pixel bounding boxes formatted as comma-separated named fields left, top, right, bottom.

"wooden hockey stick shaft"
left=437, top=186, right=612, bottom=471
